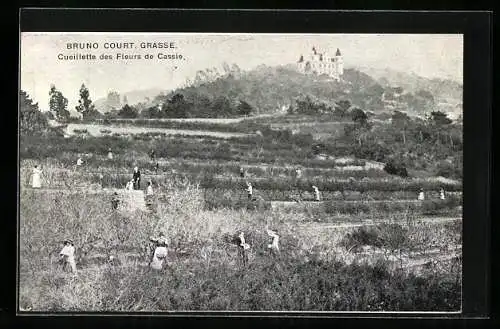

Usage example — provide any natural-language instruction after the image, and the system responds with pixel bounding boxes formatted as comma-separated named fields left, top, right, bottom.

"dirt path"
left=296, top=216, right=460, bottom=230
left=65, top=123, right=252, bottom=139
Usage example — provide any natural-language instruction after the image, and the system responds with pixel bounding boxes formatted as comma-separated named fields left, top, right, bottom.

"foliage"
left=19, top=90, right=50, bottom=137
left=118, top=104, right=139, bottom=119
left=237, top=100, right=253, bottom=116
left=75, top=84, right=102, bottom=120
left=429, top=111, right=453, bottom=125
left=49, top=85, right=70, bottom=122
left=384, top=160, right=408, bottom=177
left=20, top=186, right=461, bottom=312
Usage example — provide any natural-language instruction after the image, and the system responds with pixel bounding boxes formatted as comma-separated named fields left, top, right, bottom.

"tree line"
left=46, top=84, right=255, bottom=122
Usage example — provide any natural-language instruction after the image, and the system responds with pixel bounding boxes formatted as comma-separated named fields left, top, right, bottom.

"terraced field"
left=19, top=117, right=462, bottom=312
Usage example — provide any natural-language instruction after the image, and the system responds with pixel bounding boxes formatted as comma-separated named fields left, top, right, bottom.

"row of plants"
left=199, top=175, right=462, bottom=193
left=203, top=192, right=461, bottom=216
left=203, top=187, right=462, bottom=203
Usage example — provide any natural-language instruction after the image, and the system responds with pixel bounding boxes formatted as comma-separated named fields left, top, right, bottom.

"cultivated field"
left=19, top=116, right=462, bottom=312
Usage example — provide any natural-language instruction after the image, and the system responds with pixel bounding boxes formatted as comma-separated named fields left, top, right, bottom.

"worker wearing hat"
left=59, top=239, right=77, bottom=274
left=149, top=232, right=169, bottom=270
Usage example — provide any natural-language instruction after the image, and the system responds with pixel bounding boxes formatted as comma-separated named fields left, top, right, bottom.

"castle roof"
left=335, top=48, right=342, bottom=56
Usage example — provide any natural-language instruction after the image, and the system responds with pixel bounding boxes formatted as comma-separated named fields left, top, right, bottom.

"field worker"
left=107, top=148, right=113, bottom=160
left=76, top=156, right=83, bottom=167
left=149, top=232, right=169, bottom=270
left=59, top=239, right=77, bottom=274
left=125, top=179, right=134, bottom=191
left=154, top=162, right=160, bottom=174
left=150, top=149, right=156, bottom=161
left=295, top=168, right=302, bottom=179
left=266, top=227, right=280, bottom=256
left=146, top=180, right=154, bottom=196
left=238, top=232, right=250, bottom=266
left=240, top=167, right=245, bottom=178
left=418, top=188, right=425, bottom=201
left=31, top=165, right=42, bottom=189
left=111, top=192, right=120, bottom=210
left=246, top=182, right=253, bottom=200
left=312, top=185, right=321, bottom=201
left=133, top=167, right=141, bottom=190
left=439, top=188, right=446, bottom=200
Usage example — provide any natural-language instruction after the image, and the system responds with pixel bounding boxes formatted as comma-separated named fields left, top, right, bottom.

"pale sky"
left=20, top=33, right=463, bottom=111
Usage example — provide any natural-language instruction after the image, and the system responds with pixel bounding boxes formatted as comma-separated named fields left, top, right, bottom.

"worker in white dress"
left=246, top=182, right=253, bottom=200
left=266, top=227, right=280, bottom=256
left=76, top=157, right=83, bottom=167
left=59, top=239, right=77, bottom=274
left=295, top=168, right=302, bottom=179
left=149, top=233, right=169, bottom=270
left=125, top=179, right=134, bottom=191
left=31, top=165, right=42, bottom=188
left=107, top=148, right=113, bottom=160
left=146, top=180, right=154, bottom=196
left=238, top=232, right=250, bottom=266
left=439, top=188, right=446, bottom=200
left=312, top=185, right=321, bottom=201
left=418, top=188, right=425, bottom=201
left=145, top=180, right=155, bottom=207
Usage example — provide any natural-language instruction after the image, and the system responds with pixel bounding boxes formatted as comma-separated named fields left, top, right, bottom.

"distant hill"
left=153, top=64, right=387, bottom=115
left=103, top=64, right=463, bottom=119
left=356, top=66, right=463, bottom=102
left=94, top=88, right=166, bottom=112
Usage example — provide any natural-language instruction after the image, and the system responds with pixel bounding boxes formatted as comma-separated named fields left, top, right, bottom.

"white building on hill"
left=297, top=47, right=344, bottom=81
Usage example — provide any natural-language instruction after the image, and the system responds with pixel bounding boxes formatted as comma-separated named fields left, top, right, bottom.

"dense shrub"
left=384, top=160, right=409, bottom=177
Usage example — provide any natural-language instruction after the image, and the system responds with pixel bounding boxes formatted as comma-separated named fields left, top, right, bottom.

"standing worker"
left=295, top=168, right=302, bottom=179
left=145, top=180, right=154, bottom=208
left=238, top=232, right=250, bottom=266
left=246, top=182, right=253, bottom=200
left=240, top=167, right=245, bottom=178
left=133, top=167, right=141, bottom=190
left=146, top=180, right=154, bottom=196
left=150, top=149, right=156, bottom=161
left=439, top=188, right=446, bottom=200
left=31, top=165, right=43, bottom=189
left=111, top=192, right=120, bottom=210
left=107, top=148, right=113, bottom=160
left=59, top=239, right=77, bottom=274
left=418, top=188, right=425, bottom=201
left=266, top=227, right=280, bottom=257
left=312, top=185, right=321, bottom=201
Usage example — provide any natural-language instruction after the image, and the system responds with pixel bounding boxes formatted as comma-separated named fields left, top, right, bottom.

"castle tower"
left=335, top=48, right=344, bottom=78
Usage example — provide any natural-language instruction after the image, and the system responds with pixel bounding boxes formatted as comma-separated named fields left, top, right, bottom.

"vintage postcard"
left=18, top=32, right=463, bottom=313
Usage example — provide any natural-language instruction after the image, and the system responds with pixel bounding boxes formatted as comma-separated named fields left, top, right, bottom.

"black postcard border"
left=5, top=8, right=493, bottom=327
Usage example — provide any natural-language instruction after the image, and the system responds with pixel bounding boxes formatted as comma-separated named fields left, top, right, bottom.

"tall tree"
left=49, top=85, right=70, bottom=121
left=19, top=90, right=49, bottom=136
left=75, top=84, right=97, bottom=119
left=391, top=110, right=411, bottom=144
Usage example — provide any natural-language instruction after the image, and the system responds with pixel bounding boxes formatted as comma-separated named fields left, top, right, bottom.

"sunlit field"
left=19, top=121, right=462, bottom=312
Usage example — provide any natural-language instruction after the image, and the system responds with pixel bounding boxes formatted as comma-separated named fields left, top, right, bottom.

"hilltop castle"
left=297, top=47, right=344, bottom=81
